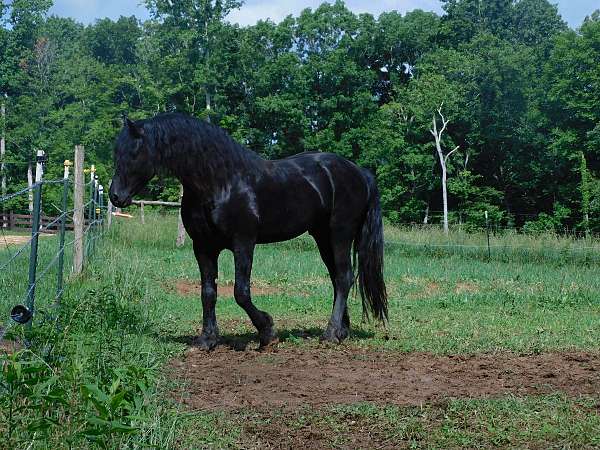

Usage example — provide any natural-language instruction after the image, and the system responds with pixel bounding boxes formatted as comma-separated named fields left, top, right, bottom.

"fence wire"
left=0, top=164, right=106, bottom=348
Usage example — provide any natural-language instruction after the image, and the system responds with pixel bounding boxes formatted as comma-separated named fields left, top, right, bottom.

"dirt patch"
left=0, top=338, right=23, bottom=354
left=455, top=281, right=479, bottom=294
left=407, top=281, right=441, bottom=299
left=172, top=279, right=284, bottom=298
left=170, top=347, right=600, bottom=411
left=0, top=234, right=50, bottom=248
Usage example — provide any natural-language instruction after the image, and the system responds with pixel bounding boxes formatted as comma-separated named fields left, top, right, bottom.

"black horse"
left=109, top=113, right=387, bottom=350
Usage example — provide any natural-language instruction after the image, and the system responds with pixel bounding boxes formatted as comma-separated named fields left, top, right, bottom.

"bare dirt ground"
left=0, top=234, right=49, bottom=248
left=170, top=346, right=600, bottom=411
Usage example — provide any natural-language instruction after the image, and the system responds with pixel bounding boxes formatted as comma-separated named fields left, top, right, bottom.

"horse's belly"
left=255, top=195, right=322, bottom=243
left=256, top=208, right=316, bottom=243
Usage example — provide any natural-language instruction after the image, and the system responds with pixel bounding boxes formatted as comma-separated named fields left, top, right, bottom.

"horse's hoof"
left=259, top=336, right=280, bottom=351
left=196, top=333, right=219, bottom=351
left=259, top=327, right=278, bottom=349
left=258, top=313, right=277, bottom=349
left=320, top=326, right=349, bottom=344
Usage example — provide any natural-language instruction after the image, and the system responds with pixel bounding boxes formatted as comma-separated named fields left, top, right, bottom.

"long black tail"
left=355, top=171, right=388, bottom=322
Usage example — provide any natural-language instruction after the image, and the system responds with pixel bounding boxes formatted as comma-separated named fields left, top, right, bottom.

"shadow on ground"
left=162, top=326, right=375, bottom=351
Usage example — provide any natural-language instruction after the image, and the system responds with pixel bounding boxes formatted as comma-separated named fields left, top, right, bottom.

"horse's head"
left=109, top=118, right=156, bottom=208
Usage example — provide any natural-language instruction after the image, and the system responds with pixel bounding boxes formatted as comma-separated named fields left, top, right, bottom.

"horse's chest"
left=181, top=204, right=218, bottom=240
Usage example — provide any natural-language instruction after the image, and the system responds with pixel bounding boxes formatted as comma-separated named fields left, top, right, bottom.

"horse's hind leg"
left=313, top=231, right=350, bottom=332
left=321, top=232, right=354, bottom=344
left=194, top=243, right=220, bottom=351
left=233, top=240, right=278, bottom=348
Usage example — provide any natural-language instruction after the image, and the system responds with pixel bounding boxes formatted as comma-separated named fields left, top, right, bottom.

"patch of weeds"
left=61, top=281, right=150, bottom=335
left=0, top=350, right=158, bottom=449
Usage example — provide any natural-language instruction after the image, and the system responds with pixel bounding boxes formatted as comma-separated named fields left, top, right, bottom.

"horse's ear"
left=126, top=118, right=144, bottom=139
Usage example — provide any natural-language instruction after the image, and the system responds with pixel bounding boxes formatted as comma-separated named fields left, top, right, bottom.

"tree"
left=580, top=151, right=591, bottom=234
left=144, top=0, right=243, bottom=117
left=430, top=105, right=460, bottom=234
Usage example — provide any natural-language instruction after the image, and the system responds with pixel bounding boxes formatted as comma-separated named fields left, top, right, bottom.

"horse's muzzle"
left=109, top=184, right=132, bottom=208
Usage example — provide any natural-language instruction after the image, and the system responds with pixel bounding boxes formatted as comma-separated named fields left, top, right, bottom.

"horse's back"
left=254, top=152, right=370, bottom=241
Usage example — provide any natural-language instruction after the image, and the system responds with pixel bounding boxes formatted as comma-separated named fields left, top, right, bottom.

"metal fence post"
left=26, top=150, right=45, bottom=326
left=56, top=160, right=71, bottom=301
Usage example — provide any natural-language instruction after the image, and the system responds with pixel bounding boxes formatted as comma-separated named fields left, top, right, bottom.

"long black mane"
left=139, top=113, right=263, bottom=187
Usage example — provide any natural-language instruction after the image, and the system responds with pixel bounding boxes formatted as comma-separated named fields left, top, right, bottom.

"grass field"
left=1, top=212, right=600, bottom=448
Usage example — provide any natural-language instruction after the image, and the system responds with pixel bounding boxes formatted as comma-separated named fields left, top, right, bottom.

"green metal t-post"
left=26, top=150, right=46, bottom=326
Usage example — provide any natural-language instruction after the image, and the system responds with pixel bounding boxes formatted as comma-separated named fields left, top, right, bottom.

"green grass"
left=1, top=212, right=600, bottom=448
left=227, top=395, right=600, bottom=449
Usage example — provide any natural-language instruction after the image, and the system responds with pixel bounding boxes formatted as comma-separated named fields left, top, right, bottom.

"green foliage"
left=523, top=202, right=572, bottom=234
left=0, top=349, right=156, bottom=449
left=0, top=0, right=599, bottom=230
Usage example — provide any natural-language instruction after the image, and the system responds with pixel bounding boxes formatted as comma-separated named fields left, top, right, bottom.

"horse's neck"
left=161, top=137, right=262, bottom=197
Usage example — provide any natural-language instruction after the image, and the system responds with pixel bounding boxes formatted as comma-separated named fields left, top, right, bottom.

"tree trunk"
left=430, top=108, right=459, bottom=236
left=433, top=119, right=449, bottom=235
left=205, top=91, right=212, bottom=121
left=441, top=166, right=449, bottom=234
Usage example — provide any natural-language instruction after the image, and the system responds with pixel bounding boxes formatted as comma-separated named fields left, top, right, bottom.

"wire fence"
left=385, top=223, right=600, bottom=264
left=399, top=207, right=600, bottom=237
left=0, top=152, right=106, bottom=348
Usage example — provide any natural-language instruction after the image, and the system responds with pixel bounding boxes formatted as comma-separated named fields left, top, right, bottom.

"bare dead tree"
left=430, top=104, right=459, bottom=235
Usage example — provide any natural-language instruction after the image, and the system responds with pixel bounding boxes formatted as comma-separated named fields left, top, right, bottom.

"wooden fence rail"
left=0, top=212, right=89, bottom=233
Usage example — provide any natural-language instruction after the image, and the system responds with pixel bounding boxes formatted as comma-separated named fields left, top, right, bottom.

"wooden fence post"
left=107, top=198, right=113, bottom=228
left=1, top=101, right=5, bottom=228
left=176, top=185, right=186, bottom=247
left=73, top=145, right=85, bottom=275
left=140, top=201, right=145, bottom=224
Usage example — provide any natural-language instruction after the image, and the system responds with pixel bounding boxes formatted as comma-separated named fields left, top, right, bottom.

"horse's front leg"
left=194, top=242, right=220, bottom=351
left=233, top=240, right=278, bottom=348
